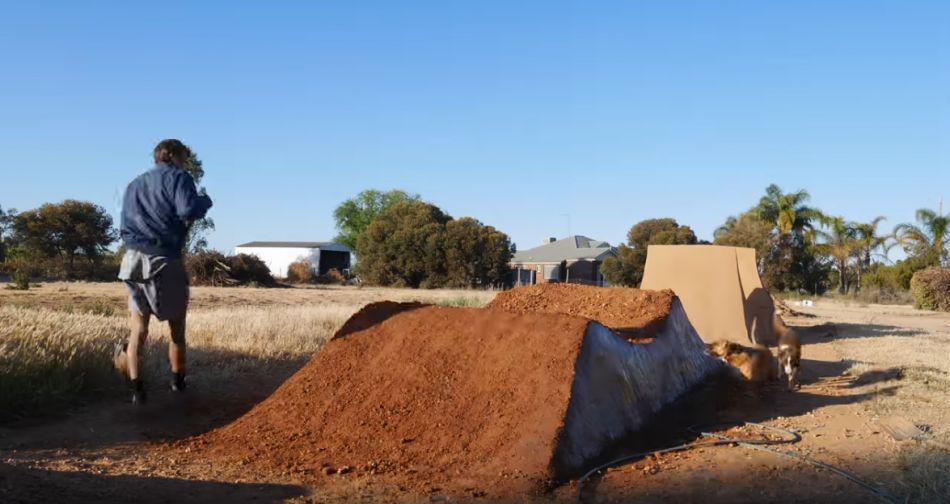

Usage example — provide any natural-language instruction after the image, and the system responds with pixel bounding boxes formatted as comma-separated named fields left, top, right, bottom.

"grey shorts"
left=120, top=252, right=190, bottom=324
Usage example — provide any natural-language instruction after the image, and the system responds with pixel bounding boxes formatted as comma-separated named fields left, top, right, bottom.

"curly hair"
left=153, top=139, right=192, bottom=166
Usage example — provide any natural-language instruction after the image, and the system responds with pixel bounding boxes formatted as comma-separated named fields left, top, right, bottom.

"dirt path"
left=0, top=304, right=928, bottom=503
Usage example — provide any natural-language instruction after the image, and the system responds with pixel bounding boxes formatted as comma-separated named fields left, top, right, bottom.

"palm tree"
left=754, top=184, right=823, bottom=237
left=852, top=216, right=891, bottom=290
left=816, top=216, right=860, bottom=294
left=895, top=203, right=950, bottom=266
left=853, top=216, right=891, bottom=265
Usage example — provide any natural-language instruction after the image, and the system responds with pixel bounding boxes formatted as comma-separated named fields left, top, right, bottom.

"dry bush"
left=186, top=250, right=231, bottom=286
left=911, top=267, right=950, bottom=311
left=825, top=287, right=915, bottom=306
left=316, top=267, right=347, bottom=285
left=227, top=253, right=275, bottom=286
left=186, top=251, right=275, bottom=287
left=11, top=268, right=30, bottom=290
left=286, top=260, right=316, bottom=284
left=857, top=287, right=914, bottom=306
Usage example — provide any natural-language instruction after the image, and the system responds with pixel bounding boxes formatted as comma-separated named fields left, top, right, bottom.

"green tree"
left=852, top=216, right=890, bottom=289
left=334, top=189, right=421, bottom=252
left=627, top=218, right=698, bottom=248
left=749, top=185, right=827, bottom=293
left=356, top=201, right=450, bottom=288
left=864, top=254, right=936, bottom=291
left=815, top=216, right=861, bottom=294
left=12, top=200, right=117, bottom=278
left=181, top=150, right=215, bottom=252
left=599, top=246, right=643, bottom=287
left=713, top=211, right=772, bottom=262
left=753, top=184, right=823, bottom=237
left=895, top=205, right=950, bottom=266
left=0, top=205, right=17, bottom=263
left=601, top=218, right=697, bottom=287
left=853, top=217, right=889, bottom=268
left=443, top=217, right=513, bottom=288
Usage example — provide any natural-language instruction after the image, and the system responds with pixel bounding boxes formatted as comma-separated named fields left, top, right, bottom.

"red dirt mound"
left=488, top=283, right=675, bottom=339
left=332, top=300, right=424, bottom=339
left=190, top=304, right=593, bottom=497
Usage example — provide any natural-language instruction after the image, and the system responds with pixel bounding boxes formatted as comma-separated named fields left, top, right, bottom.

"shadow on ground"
left=830, top=322, right=927, bottom=339
left=0, top=349, right=311, bottom=451
left=0, top=462, right=306, bottom=504
left=572, top=361, right=903, bottom=501
left=792, top=321, right=926, bottom=344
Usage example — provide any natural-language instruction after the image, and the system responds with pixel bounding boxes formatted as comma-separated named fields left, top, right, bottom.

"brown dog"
left=772, top=310, right=802, bottom=391
left=706, top=340, right=777, bottom=383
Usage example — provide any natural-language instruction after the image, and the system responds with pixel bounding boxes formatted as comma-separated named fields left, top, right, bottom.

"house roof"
left=235, top=241, right=350, bottom=251
left=511, top=236, right=617, bottom=264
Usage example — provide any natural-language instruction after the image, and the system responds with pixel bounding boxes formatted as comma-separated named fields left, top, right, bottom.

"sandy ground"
left=1, top=284, right=948, bottom=503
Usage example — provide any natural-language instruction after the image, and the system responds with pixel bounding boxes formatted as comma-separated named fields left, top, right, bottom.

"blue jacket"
left=120, top=163, right=213, bottom=258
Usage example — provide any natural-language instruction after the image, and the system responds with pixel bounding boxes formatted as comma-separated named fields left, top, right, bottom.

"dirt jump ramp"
left=194, top=286, right=720, bottom=498
left=641, top=244, right=777, bottom=346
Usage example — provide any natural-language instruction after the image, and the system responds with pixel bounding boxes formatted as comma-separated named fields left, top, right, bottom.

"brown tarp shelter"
left=640, top=245, right=776, bottom=346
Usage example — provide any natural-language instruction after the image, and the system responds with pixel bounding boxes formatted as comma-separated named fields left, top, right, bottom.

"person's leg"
left=168, top=316, right=187, bottom=391
left=127, top=309, right=150, bottom=380
left=126, top=308, right=150, bottom=404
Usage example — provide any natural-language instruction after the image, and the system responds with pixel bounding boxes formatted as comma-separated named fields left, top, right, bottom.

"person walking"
left=114, top=139, right=212, bottom=404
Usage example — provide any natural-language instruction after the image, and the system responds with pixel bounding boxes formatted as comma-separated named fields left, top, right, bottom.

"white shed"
left=233, top=241, right=352, bottom=278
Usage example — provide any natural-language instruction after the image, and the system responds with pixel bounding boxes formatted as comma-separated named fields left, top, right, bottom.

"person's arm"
left=173, top=172, right=213, bottom=222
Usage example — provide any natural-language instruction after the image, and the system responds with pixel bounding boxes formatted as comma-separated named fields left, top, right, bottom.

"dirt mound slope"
left=192, top=304, right=593, bottom=497
left=488, top=283, right=675, bottom=339
left=331, top=300, right=424, bottom=339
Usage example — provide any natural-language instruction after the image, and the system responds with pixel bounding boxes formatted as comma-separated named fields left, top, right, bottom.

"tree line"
left=0, top=200, right=117, bottom=282
left=602, top=184, right=949, bottom=296
left=333, top=190, right=513, bottom=288
left=0, top=150, right=213, bottom=283
left=4, top=179, right=945, bottom=296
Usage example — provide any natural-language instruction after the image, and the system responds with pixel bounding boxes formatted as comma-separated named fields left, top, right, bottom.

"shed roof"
left=511, top=236, right=616, bottom=264
left=236, top=241, right=350, bottom=251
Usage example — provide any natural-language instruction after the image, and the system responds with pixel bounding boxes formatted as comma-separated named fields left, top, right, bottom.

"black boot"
left=130, top=378, right=147, bottom=405
left=170, top=372, right=186, bottom=392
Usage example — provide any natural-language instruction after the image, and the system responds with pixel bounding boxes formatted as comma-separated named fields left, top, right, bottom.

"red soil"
left=331, top=300, right=424, bottom=339
left=190, top=304, right=594, bottom=497
left=488, top=283, right=675, bottom=340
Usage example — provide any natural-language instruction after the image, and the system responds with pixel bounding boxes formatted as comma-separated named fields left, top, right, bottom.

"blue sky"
left=1, top=1, right=947, bottom=255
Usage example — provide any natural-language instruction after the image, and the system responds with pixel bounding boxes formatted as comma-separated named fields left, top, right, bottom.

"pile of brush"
left=185, top=251, right=275, bottom=287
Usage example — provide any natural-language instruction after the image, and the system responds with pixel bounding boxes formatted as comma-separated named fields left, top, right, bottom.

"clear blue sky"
left=2, top=1, right=947, bottom=255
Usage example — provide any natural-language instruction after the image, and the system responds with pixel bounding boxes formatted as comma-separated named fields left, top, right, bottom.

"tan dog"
left=706, top=340, right=778, bottom=383
left=772, top=310, right=802, bottom=391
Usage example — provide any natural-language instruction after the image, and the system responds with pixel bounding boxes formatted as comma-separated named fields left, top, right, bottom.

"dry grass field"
left=1, top=282, right=948, bottom=503
left=0, top=283, right=494, bottom=419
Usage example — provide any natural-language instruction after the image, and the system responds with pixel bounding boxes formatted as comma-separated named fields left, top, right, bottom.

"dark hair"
left=153, top=139, right=192, bottom=166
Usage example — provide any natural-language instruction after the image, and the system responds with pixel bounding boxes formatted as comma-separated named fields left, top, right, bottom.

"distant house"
left=509, top=236, right=617, bottom=286
left=234, top=241, right=351, bottom=278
